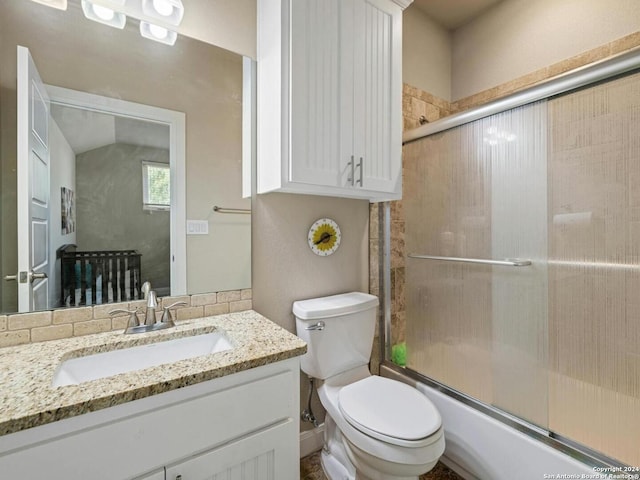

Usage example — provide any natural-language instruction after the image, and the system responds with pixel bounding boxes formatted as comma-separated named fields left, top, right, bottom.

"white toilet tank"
left=293, top=292, right=379, bottom=379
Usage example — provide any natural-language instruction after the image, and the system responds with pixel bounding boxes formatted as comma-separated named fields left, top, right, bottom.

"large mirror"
left=0, top=0, right=251, bottom=313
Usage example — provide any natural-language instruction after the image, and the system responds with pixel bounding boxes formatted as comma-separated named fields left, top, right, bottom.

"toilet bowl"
left=294, top=292, right=445, bottom=480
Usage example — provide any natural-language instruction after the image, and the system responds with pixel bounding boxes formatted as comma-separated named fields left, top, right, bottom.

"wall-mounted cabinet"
left=257, top=0, right=412, bottom=202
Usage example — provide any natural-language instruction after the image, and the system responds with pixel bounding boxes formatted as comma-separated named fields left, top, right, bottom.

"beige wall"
left=179, top=0, right=256, bottom=59
left=403, top=4, right=452, bottom=101
left=49, top=121, right=76, bottom=308
left=251, top=192, right=369, bottom=432
left=252, top=193, right=369, bottom=333
left=75, top=144, right=171, bottom=294
left=0, top=1, right=248, bottom=312
left=451, top=0, right=640, bottom=100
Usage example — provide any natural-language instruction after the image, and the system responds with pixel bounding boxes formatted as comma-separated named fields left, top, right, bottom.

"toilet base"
left=321, top=415, right=356, bottom=479
left=321, top=448, right=353, bottom=480
left=321, top=414, right=424, bottom=480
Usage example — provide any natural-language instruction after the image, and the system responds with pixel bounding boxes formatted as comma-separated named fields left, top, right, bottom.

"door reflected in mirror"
left=0, top=0, right=251, bottom=314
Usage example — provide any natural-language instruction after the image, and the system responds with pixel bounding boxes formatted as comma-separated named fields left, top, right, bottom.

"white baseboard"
left=300, top=423, right=325, bottom=458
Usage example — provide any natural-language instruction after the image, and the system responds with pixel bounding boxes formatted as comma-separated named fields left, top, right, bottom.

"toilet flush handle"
left=305, top=321, right=325, bottom=331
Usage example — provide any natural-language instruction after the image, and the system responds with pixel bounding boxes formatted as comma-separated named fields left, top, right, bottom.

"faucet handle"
left=160, top=301, right=187, bottom=325
left=109, top=309, right=140, bottom=330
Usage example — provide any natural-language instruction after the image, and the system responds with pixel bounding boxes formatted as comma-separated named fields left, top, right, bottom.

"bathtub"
left=381, top=366, right=597, bottom=480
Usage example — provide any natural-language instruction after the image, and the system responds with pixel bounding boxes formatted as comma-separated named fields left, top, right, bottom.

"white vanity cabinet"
left=0, top=357, right=300, bottom=480
left=257, top=0, right=411, bottom=201
left=164, top=422, right=293, bottom=480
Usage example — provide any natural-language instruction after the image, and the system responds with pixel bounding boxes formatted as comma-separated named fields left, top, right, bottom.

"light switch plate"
left=186, top=220, right=209, bottom=235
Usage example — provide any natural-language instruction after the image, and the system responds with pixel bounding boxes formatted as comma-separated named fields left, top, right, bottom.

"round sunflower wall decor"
left=308, top=218, right=341, bottom=256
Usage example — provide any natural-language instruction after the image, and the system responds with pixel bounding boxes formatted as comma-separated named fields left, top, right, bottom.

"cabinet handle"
left=347, top=155, right=355, bottom=186
left=356, top=157, right=363, bottom=187
left=175, top=475, right=182, bottom=480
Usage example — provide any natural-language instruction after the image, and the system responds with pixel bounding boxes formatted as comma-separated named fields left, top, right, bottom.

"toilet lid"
left=338, top=376, right=441, bottom=445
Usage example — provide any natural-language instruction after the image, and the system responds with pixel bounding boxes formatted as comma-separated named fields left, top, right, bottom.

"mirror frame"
left=45, top=84, right=187, bottom=297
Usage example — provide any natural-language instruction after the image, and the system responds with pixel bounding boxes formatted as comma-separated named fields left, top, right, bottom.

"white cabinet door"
left=165, top=421, right=297, bottom=480
left=289, top=0, right=401, bottom=195
left=290, top=0, right=344, bottom=188
left=257, top=0, right=406, bottom=200
left=352, top=0, right=402, bottom=194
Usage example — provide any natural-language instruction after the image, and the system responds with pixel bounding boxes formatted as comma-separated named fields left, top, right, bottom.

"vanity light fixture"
left=141, top=0, right=184, bottom=26
left=30, top=0, right=68, bottom=10
left=33, top=0, right=184, bottom=45
left=139, top=21, right=178, bottom=46
left=81, top=0, right=126, bottom=29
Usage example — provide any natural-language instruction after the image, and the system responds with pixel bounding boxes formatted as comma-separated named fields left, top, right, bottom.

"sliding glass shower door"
left=404, top=101, right=549, bottom=429
left=402, top=70, right=640, bottom=465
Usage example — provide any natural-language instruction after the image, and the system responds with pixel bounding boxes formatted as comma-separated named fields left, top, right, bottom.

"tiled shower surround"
left=0, top=289, right=251, bottom=348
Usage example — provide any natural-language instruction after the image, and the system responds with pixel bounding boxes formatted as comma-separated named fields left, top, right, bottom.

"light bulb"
left=149, top=24, right=169, bottom=39
left=152, top=0, right=173, bottom=16
left=92, top=4, right=115, bottom=21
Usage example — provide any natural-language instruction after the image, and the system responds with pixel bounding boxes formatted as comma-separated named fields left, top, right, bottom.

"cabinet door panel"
left=165, top=421, right=297, bottom=480
left=354, top=0, right=402, bottom=193
left=290, top=0, right=342, bottom=187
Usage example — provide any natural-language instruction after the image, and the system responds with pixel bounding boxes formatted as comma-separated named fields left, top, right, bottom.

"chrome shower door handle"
left=305, top=321, right=325, bottom=331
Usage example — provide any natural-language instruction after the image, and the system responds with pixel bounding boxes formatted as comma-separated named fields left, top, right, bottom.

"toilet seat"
left=338, top=376, right=442, bottom=448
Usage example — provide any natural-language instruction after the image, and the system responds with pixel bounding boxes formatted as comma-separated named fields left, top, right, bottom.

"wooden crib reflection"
left=58, top=245, right=142, bottom=306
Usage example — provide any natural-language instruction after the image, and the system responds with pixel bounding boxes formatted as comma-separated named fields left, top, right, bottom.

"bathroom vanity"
left=0, top=311, right=306, bottom=479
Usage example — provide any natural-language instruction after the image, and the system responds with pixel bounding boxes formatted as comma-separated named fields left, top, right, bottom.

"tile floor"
left=300, top=451, right=463, bottom=479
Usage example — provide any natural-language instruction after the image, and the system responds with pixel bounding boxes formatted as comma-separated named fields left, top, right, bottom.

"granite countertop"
left=0, top=310, right=306, bottom=436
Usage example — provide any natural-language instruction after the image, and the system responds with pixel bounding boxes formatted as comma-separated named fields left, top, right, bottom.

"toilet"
left=294, top=292, right=445, bottom=480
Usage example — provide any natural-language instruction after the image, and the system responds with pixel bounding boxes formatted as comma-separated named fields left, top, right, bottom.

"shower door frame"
left=379, top=47, right=640, bottom=470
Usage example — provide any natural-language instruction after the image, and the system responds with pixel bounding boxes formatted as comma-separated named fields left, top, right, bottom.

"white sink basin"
left=52, top=332, right=233, bottom=387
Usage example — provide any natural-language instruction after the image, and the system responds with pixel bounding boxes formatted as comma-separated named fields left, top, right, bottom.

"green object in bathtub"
left=391, top=342, right=406, bottom=366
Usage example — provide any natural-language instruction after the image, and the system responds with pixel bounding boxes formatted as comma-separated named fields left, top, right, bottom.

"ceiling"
left=50, top=105, right=170, bottom=155
left=411, top=0, right=504, bottom=30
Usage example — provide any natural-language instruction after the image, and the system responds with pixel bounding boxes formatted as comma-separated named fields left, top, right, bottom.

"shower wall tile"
left=391, top=311, right=405, bottom=347
left=402, top=84, right=449, bottom=129
left=369, top=203, right=379, bottom=240
left=390, top=222, right=405, bottom=269
left=450, top=31, right=640, bottom=114
left=546, top=44, right=611, bottom=79
left=369, top=239, right=379, bottom=297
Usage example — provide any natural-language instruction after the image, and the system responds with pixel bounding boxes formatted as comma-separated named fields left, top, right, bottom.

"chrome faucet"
left=109, top=287, right=186, bottom=334
left=144, top=290, right=158, bottom=326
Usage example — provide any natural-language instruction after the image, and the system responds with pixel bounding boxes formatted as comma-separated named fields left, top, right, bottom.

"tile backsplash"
left=0, top=289, right=252, bottom=348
